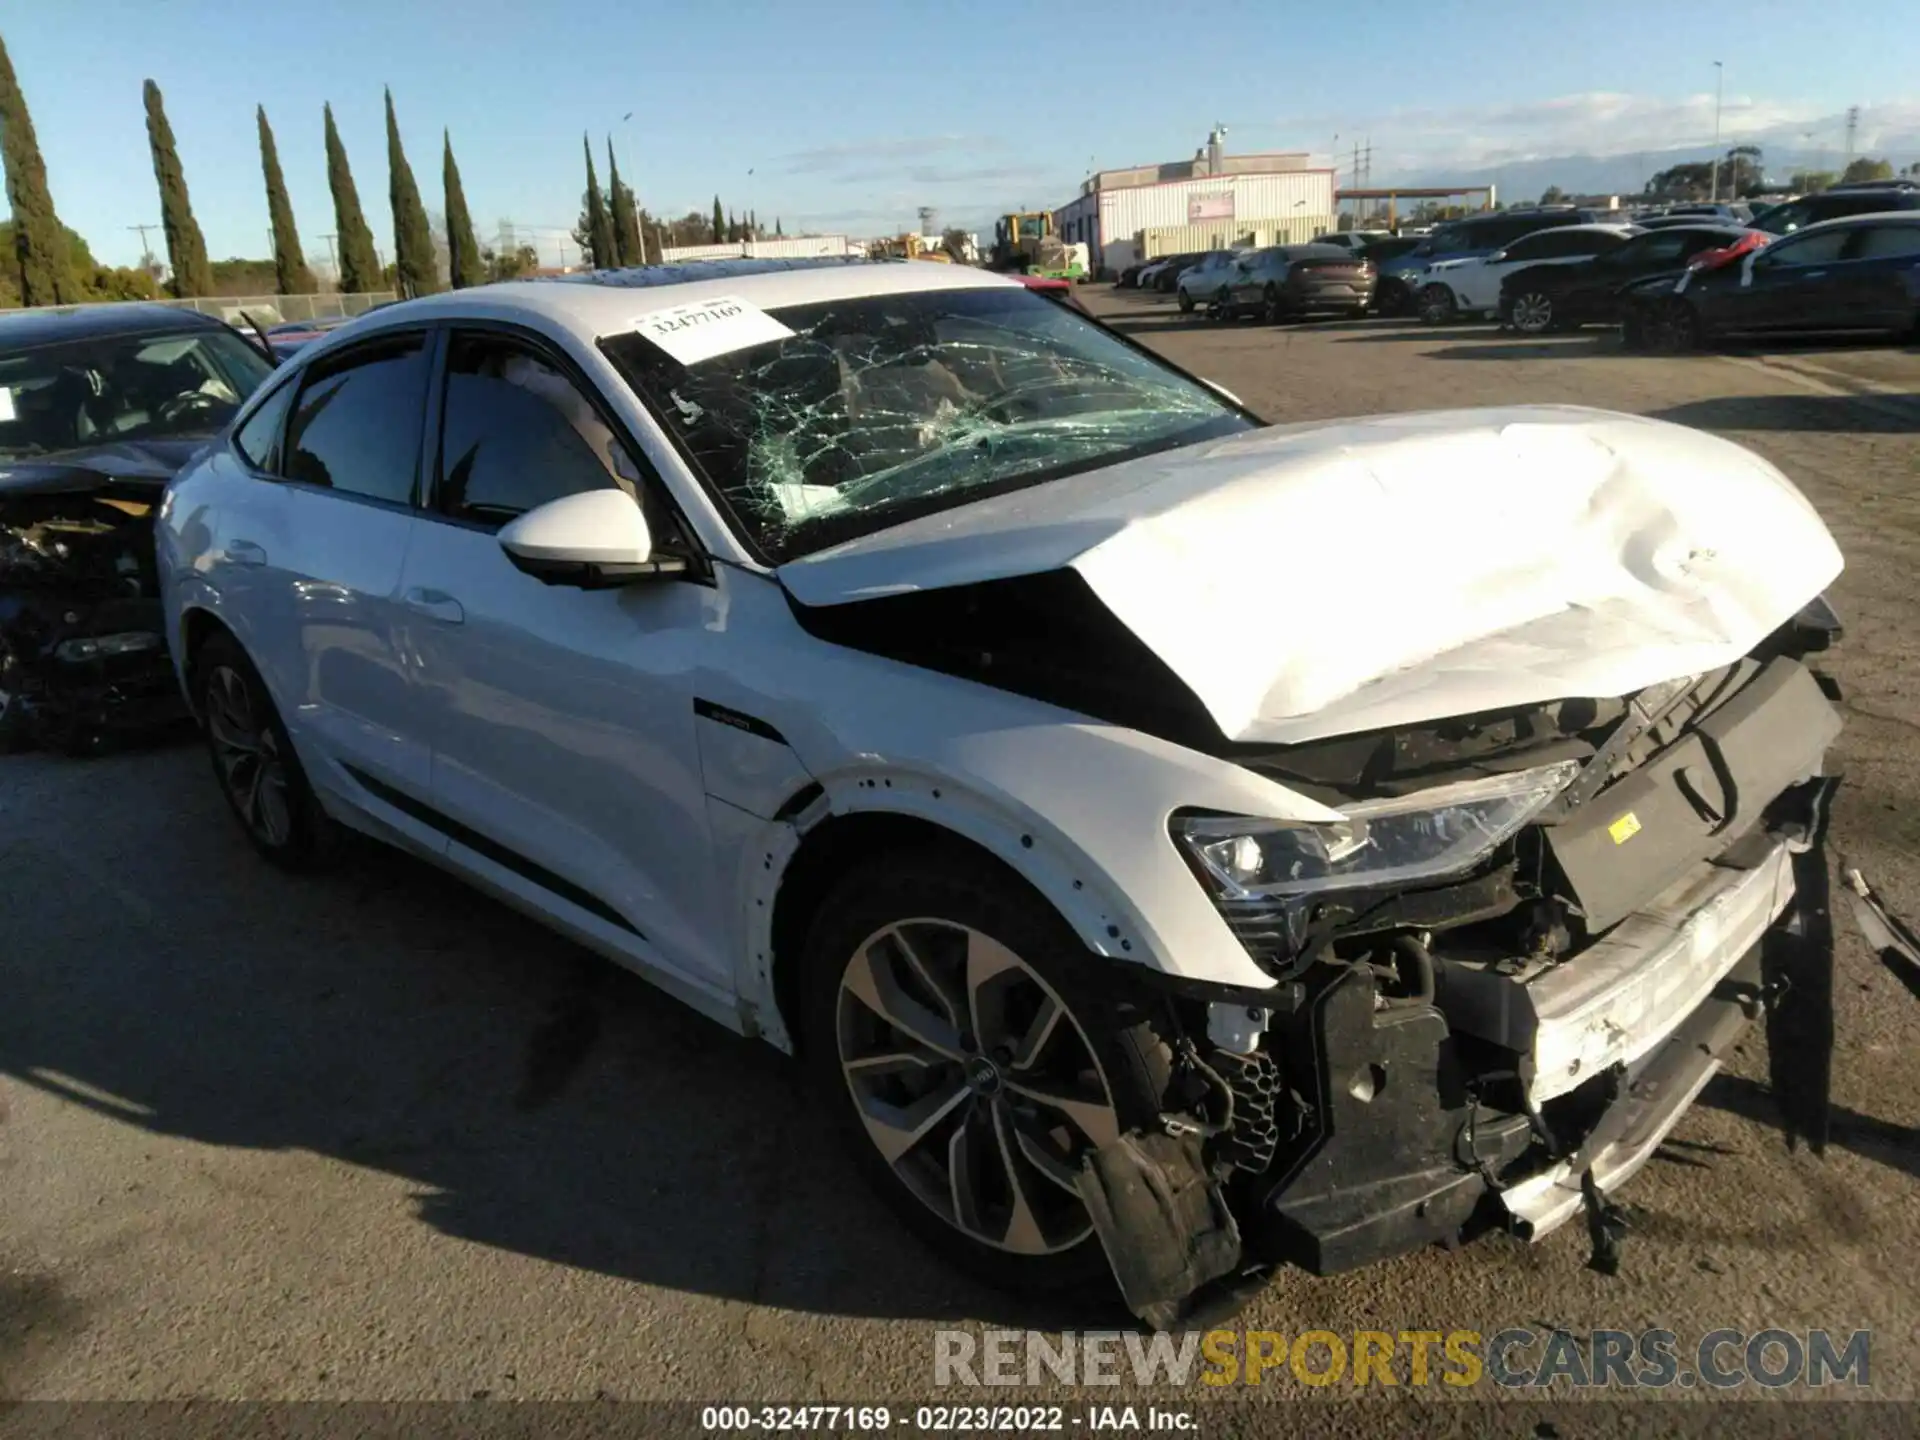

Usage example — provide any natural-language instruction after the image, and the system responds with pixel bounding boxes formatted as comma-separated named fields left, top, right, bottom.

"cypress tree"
left=324, top=104, right=381, bottom=293
left=582, top=135, right=615, bottom=269
left=775, top=216, right=783, bottom=236
left=384, top=89, right=440, bottom=296
left=0, top=31, right=79, bottom=305
left=712, top=195, right=725, bottom=244
left=143, top=80, right=212, bottom=298
left=442, top=130, right=481, bottom=289
left=257, top=106, right=316, bottom=294
left=607, top=138, right=642, bottom=266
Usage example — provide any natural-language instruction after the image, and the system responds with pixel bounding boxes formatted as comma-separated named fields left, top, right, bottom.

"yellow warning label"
left=1609, top=812, right=1643, bottom=845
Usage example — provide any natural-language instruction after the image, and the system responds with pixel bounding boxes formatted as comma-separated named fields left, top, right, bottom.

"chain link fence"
left=149, top=292, right=399, bottom=327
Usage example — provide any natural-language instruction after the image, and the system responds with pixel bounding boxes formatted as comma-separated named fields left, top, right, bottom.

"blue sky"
left=6, top=0, right=1917, bottom=270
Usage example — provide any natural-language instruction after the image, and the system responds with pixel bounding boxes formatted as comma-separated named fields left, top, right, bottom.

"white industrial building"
left=1051, top=130, right=1335, bottom=276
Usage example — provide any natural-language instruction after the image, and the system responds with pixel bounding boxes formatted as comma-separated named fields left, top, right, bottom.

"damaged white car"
left=157, top=258, right=1848, bottom=1326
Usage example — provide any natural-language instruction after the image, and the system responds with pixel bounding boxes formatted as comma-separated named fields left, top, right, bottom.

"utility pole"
left=1842, top=105, right=1860, bottom=176
left=1709, top=61, right=1724, bottom=202
left=320, top=233, right=339, bottom=275
left=127, top=224, right=160, bottom=275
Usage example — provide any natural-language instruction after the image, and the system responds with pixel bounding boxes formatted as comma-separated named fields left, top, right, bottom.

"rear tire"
left=195, top=630, right=338, bottom=870
left=1177, top=290, right=1195, bottom=314
left=798, top=847, right=1171, bottom=1297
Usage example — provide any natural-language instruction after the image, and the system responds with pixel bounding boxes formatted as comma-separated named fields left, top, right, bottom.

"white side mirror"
left=497, top=488, right=679, bottom=588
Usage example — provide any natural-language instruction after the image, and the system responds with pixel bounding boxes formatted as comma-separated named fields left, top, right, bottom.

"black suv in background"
left=1753, top=183, right=1920, bottom=235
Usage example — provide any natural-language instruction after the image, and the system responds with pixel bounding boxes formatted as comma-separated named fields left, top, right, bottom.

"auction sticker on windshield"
left=632, top=295, right=795, bottom=366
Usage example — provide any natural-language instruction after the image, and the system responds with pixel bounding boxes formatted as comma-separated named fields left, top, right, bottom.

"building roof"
left=0, top=302, right=228, bottom=351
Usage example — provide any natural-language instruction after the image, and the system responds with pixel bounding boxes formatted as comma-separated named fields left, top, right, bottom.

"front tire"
left=195, top=630, right=337, bottom=869
left=1645, top=298, right=1705, bottom=353
left=798, top=848, right=1170, bottom=1296
left=1416, top=283, right=1457, bottom=326
left=1509, top=289, right=1555, bottom=335
left=1177, top=290, right=1195, bottom=313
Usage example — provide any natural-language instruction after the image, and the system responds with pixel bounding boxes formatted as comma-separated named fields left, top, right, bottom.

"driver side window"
left=434, top=331, right=671, bottom=537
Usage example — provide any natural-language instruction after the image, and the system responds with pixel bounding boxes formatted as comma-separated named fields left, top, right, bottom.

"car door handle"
left=228, top=539, right=268, bottom=568
left=403, top=587, right=465, bottom=624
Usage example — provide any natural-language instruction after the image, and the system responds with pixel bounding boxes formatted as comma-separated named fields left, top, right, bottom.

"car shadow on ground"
left=1648, top=394, right=1920, bottom=434
left=1700, top=1074, right=1920, bottom=1182
left=0, top=743, right=1112, bottom=1330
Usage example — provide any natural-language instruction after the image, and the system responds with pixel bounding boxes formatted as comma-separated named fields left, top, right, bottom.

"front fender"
left=726, top=718, right=1321, bottom=1045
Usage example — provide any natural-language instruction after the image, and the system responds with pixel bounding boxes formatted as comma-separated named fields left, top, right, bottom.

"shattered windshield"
left=600, top=285, right=1251, bottom=563
left=0, top=328, right=272, bottom=460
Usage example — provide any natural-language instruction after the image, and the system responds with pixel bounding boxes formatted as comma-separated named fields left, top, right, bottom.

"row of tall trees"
left=0, top=25, right=510, bottom=305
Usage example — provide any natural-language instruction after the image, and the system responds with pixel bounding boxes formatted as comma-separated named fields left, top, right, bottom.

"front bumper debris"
left=1498, top=940, right=1761, bottom=1240
left=1443, top=835, right=1801, bottom=1107
left=1075, top=1130, right=1261, bottom=1331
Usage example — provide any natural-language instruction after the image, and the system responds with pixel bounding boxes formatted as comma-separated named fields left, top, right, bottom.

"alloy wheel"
left=1511, top=292, right=1554, bottom=334
left=836, top=919, right=1119, bottom=1256
left=204, top=663, right=293, bottom=848
left=1417, top=284, right=1456, bottom=325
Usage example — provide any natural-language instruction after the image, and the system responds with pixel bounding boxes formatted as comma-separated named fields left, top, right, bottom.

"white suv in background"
left=1415, top=223, right=1640, bottom=324
left=157, top=257, right=1848, bottom=1329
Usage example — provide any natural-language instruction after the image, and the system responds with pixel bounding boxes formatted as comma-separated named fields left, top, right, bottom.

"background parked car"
left=1153, top=252, right=1205, bottom=293
left=1625, top=212, right=1920, bottom=351
left=264, top=315, right=355, bottom=360
left=0, top=304, right=274, bottom=752
left=1175, top=250, right=1242, bottom=312
left=1655, top=202, right=1754, bottom=224
left=1221, top=244, right=1374, bottom=321
left=1752, top=184, right=1920, bottom=235
left=1373, top=206, right=1601, bottom=314
left=1311, top=230, right=1391, bottom=253
left=1414, top=223, right=1639, bottom=325
left=1496, top=223, right=1757, bottom=334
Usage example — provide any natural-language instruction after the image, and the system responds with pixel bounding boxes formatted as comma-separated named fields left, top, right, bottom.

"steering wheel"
left=156, top=390, right=223, bottom=426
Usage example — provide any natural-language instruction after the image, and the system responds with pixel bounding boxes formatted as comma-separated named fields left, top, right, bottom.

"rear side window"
left=232, top=378, right=297, bottom=472
left=1856, top=225, right=1920, bottom=259
left=283, top=334, right=429, bottom=505
left=1512, top=230, right=1617, bottom=260
left=1623, top=231, right=1694, bottom=265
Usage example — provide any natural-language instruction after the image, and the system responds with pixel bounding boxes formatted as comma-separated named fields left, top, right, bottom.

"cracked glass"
left=601, top=285, right=1251, bottom=563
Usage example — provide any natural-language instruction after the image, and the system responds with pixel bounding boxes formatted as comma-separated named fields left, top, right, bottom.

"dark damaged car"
left=0, top=304, right=274, bottom=752
left=158, top=259, right=1853, bottom=1326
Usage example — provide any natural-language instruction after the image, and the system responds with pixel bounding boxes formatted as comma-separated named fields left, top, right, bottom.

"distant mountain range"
left=1394, top=128, right=1920, bottom=203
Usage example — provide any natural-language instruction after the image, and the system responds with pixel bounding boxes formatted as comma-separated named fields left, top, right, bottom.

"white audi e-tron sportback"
left=158, top=257, right=1847, bottom=1326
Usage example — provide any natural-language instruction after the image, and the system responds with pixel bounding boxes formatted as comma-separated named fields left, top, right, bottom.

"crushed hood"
left=777, top=406, right=1844, bottom=745
left=0, top=437, right=209, bottom=498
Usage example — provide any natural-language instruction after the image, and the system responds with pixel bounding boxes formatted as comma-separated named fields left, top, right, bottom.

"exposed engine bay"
left=1066, top=601, right=1851, bottom=1327
left=0, top=474, right=180, bottom=752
